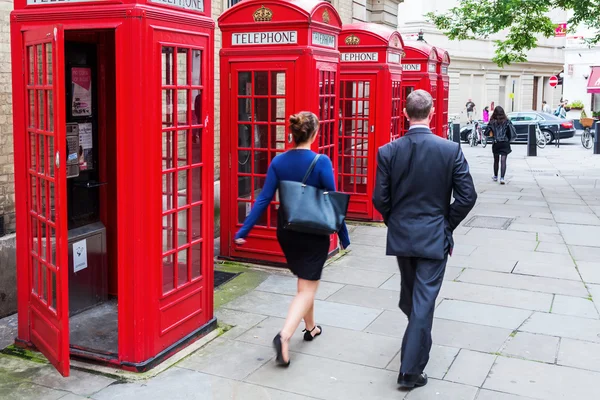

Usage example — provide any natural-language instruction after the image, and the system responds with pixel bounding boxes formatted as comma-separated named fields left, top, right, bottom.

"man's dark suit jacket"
left=373, top=126, right=477, bottom=260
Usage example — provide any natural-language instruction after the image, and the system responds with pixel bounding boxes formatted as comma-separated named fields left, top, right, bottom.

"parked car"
left=460, top=111, right=576, bottom=144
left=507, top=112, right=575, bottom=143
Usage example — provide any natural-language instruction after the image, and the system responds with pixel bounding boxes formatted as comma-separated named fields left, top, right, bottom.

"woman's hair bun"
left=289, top=111, right=319, bottom=145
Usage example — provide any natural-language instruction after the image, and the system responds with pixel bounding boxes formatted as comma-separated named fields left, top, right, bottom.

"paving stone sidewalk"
left=2, top=137, right=600, bottom=399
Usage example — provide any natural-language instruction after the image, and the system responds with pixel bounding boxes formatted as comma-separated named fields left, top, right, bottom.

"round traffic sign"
left=549, top=76, right=558, bottom=87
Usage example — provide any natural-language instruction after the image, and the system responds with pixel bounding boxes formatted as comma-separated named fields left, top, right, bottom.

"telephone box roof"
left=404, top=40, right=438, bottom=60
left=340, top=22, right=404, bottom=48
left=219, top=0, right=342, bottom=29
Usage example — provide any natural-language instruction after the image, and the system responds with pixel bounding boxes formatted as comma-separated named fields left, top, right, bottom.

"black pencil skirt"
left=277, top=228, right=330, bottom=281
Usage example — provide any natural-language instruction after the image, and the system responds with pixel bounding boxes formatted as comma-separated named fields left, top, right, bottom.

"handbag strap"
left=302, top=154, right=321, bottom=185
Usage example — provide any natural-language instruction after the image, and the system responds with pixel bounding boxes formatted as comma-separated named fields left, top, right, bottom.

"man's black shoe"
left=397, top=372, right=428, bottom=389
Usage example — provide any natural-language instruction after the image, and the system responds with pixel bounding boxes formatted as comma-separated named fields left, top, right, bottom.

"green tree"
left=427, top=0, right=600, bottom=67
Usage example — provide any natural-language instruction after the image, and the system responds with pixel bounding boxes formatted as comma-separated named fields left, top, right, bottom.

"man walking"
left=373, top=90, right=477, bottom=389
left=542, top=100, right=551, bottom=114
left=465, top=98, right=476, bottom=123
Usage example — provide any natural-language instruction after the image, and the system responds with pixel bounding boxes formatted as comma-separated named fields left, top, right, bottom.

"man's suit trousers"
left=396, top=256, right=448, bottom=375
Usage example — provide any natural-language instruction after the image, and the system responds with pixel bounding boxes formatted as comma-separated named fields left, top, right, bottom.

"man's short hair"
left=406, top=90, right=433, bottom=120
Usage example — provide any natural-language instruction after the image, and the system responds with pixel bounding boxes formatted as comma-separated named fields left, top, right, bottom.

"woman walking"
left=484, top=106, right=515, bottom=185
left=234, top=111, right=350, bottom=366
left=482, top=106, right=490, bottom=123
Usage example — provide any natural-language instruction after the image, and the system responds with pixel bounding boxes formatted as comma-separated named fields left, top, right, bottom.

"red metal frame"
left=437, top=49, right=451, bottom=138
left=11, top=0, right=215, bottom=377
left=402, top=41, right=441, bottom=136
left=338, top=23, right=403, bottom=221
left=219, top=0, right=342, bottom=265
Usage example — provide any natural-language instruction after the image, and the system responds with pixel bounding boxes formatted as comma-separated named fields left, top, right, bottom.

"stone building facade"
left=398, top=0, right=566, bottom=122
left=0, top=0, right=14, bottom=236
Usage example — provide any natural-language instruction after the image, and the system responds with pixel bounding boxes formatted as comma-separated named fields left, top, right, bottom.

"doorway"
left=63, top=30, right=118, bottom=358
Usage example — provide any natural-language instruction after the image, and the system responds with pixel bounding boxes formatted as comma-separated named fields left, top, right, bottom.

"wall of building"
left=398, top=0, right=566, bottom=122
left=0, top=0, right=14, bottom=235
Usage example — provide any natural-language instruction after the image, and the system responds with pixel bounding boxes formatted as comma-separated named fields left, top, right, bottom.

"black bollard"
left=594, top=121, right=600, bottom=155
left=527, top=124, right=537, bottom=157
left=453, top=123, right=461, bottom=145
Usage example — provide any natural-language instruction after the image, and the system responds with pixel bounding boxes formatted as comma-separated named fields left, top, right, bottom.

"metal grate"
left=464, top=216, right=514, bottom=230
left=214, top=271, right=240, bottom=289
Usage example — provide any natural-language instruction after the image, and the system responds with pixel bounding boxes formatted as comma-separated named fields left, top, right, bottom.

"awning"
left=588, top=66, right=600, bottom=94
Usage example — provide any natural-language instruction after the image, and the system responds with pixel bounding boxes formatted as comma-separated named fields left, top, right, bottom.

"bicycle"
left=468, top=121, right=486, bottom=148
left=536, top=124, right=547, bottom=149
left=580, top=117, right=596, bottom=149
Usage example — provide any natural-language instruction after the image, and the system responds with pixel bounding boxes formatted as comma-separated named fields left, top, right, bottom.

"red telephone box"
left=437, top=48, right=451, bottom=138
left=219, top=0, right=342, bottom=265
left=11, top=0, right=215, bottom=377
left=402, top=41, right=440, bottom=136
left=338, top=23, right=403, bottom=221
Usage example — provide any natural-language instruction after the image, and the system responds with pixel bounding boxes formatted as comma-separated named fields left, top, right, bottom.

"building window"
left=229, top=0, right=243, bottom=7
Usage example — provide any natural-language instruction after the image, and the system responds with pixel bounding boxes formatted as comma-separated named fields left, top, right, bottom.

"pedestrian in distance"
left=484, top=105, right=516, bottom=185
left=542, top=100, right=551, bottom=114
left=373, top=90, right=477, bottom=390
left=482, top=106, right=490, bottom=123
left=465, top=98, right=476, bottom=123
left=234, top=111, right=351, bottom=367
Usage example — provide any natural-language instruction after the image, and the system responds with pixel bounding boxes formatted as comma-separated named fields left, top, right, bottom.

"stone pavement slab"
left=224, top=290, right=382, bottom=331
left=245, top=353, right=402, bottom=400
left=386, top=344, right=459, bottom=379
left=0, top=382, right=69, bottom=400
left=364, top=309, right=408, bottom=338
left=378, top=266, right=463, bottom=291
left=444, top=349, right=496, bottom=387
left=256, top=275, right=344, bottom=300
left=520, top=312, right=600, bottom=343
left=326, top=285, right=398, bottom=310
left=577, top=261, right=600, bottom=284
left=512, top=261, right=581, bottom=281
left=236, top=317, right=399, bottom=368
left=568, top=245, right=600, bottom=262
left=404, top=378, right=478, bottom=400
left=432, top=319, right=512, bottom=353
left=557, top=338, right=600, bottom=372
left=475, top=389, right=537, bottom=400
left=458, top=269, right=588, bottom=297
left=439, top=281, right=552, bottom=312
left=551, top=295, right=599, bottom=319
left=320, top=266, right=394, bottom=288
left=178, top=338, right=273, bottom=380
left=483, top=356, right=600, bottom=399
left=553, top=211, right=600, bottom=225
left=334, top=253, right=399, bottom=274
left=533, top=242, right=569, bottom=254
left=500, top=332, right=559, bottom=363
left=558, top=223, right=600, bottom=247
left=435, top=300, right=532, bottom=329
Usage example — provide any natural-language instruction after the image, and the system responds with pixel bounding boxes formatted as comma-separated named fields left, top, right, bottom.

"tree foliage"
left=427, top=0, right=600, bottom=66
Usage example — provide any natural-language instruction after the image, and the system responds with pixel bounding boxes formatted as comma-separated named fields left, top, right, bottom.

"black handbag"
left=278, top=154, right=350, bottom=236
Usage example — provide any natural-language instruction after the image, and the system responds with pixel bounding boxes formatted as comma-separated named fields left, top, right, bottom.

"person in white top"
left=542, top=101, right=551, bottom=114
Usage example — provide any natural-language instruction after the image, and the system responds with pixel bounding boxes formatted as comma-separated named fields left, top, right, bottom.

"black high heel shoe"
left=273, top=333, right=291, bottom=367
left=303, top=325, right=322, bottom=342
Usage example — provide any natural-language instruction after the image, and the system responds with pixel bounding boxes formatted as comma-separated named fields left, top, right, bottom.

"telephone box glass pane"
left=50, top=271, right=57, bottom=312
left=38, top=135, right=45, bottom=174
left=162, top=90, right=174, bottom=127
left=238, top=125, right=251, bottom=148
left=177, top=48, right=189, bottom=86
left=162, top=47, right=174, bottom=86
left=162, top=255, right=174, bottom=292
left=191, top=243, right=202, bottom=279
left=41, top=263, right=47, bottom=302
left=177, top=90, right=189, bottom=125
left=47, top=91, right=54, bottom=132
left=36, top=45, right=43, bottom=85
left=29, top=91, right=35, bottom=127
left=191, top=168, right=202, bottom=203
left=162, top=131, right=173, bottom=170
left=45, top=44, right=53, bottom=85
left=191, top=205, right=202, bottom=240
left=31, top=257, right=38, bottom=294
left=177, top=209, right=188, bottom=248
left=38, top=90, right=45, bottom=130
left=238, top=72, right=251, bottom=95
left=272, top=72, right=285, bottom=95
left=30, top=176, right=37, bottom=211
left=177, top=250, right=188, bottom=286
left=47, top=136, right=54, bottom=177
left=254, top=125, right=268, bottom=148
left=28, top=46, right=34, bottom=84
left=192, top=50, right=202, bottom=86
left=255, top=99, right=268, bottom=121
left=177, top=130, right=188, bottom=166
left=254, top=71, right=268, bottom=96
left=29, top=133, right=37, bottom=171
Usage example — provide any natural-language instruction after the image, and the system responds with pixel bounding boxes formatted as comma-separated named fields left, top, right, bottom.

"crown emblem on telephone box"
left=253, top=5, right=273, bottom=22
left=322, top=10, right=330, bottom=23
left=345, top=35, right=360, bottom=45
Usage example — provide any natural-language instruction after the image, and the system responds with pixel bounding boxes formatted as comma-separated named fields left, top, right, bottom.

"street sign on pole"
left=549, top=76, right=559, bottom=87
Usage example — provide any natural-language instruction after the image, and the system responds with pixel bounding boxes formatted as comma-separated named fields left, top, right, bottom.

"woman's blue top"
left=235, top=149, right=351, bottom=249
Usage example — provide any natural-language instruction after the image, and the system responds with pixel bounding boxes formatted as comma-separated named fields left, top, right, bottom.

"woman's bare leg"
left=278, top=278, right=320, bottom=362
